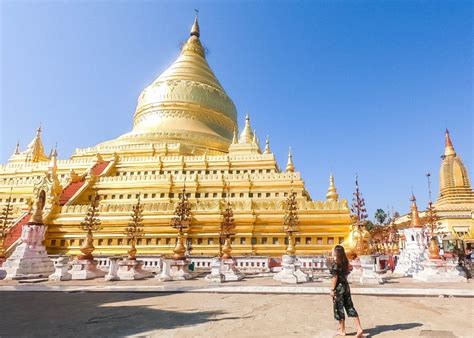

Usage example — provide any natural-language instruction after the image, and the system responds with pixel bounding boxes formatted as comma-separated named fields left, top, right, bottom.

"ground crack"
left=86, top=312, right=140, bottom=324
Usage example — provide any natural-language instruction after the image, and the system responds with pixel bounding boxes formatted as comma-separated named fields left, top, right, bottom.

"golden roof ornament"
left=326, top=174, right=339, bottom=201
left=444, top=129, right=456, bottom=157
left=286, top=147, right=295, bottom=173
left=17, top=126, right=49, bottom=163
left=264, top=135, right=271, bottom=154
left=239, top=114, right=253, bottom=144
left=13, top=141, right=20, bottom=155
left=190, top=12, right=200, bottom=37
left=232, top=128, right=238, bottom=144
left=409, top=194, right=422, bottom=228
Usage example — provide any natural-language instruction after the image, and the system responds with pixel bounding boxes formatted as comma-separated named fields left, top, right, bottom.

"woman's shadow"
left=347, top=322, right=423, bottom=337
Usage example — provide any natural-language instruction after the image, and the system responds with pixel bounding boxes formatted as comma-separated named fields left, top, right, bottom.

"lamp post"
left=171, top=187, right=191, bottom=260
left=283, top=191, right=299, bottom=255
left=78, top=194, right=102, bottom=260
left=0, top=194, right=13, bottom=260
left=220, top=187, right=236, bottom=259
left=125, top=197, right=144, bottom=260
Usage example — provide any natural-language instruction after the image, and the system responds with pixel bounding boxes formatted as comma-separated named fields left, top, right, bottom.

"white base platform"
left=70, top=259, right=106, bottom=280
left=273, top=255, right=308, bottom=284
left=413, top=259, right=467, bottom=283
left=2, top=224, right=54, bottom=280
left=116, top=259, right=153, bottom=280
left=49, top=256, right=71, bottom=281
left=156, top=259, right=195, bottom=281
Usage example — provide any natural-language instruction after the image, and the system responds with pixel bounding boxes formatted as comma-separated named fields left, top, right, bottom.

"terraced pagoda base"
left=2, top=224, right=54, bottom=280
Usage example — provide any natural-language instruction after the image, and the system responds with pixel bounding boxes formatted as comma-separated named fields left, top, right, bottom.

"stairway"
left=2, top=212, right=31, bottom=254
left=58, top=160, right=110, bottom=206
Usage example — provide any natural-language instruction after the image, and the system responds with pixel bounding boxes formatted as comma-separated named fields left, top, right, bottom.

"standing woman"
left=330, top=245, right=364, bottom=337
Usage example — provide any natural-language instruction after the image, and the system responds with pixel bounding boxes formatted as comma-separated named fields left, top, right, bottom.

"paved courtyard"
left=0, top=291, right=472, bottom=337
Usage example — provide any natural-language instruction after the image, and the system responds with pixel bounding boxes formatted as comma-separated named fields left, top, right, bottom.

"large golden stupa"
left=0, top=18, right=351, bottom=257
left=395, top=130, right=474, bottom=240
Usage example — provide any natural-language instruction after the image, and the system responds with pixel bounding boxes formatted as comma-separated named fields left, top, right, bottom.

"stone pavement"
left=0, top=274, right=472, bottom=297
left=0, top=292, right=472, bottom=337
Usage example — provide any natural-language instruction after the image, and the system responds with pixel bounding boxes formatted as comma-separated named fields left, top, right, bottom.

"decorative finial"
left=252, top=129, right=257, bottom=145
left=238, top=113, right=253, bottom=144
left=326, top=173, right=339, bottom=201
left=444, top=128, right=456, bottom=157
left=286, top=147, right=295, bottom=173
left=409, top=193, right=421, bottom=228
left=14, top=141, right=20, bottom=155
left=264, top=135, right=271, bottom=154
left=190, top=10, right=200, bottom=37
left=232, top=127, right=238, bottom=144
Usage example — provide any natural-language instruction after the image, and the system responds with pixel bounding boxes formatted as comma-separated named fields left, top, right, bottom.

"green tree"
left=374, top=209, right=387, bottom=225
left=365, top=220, right=375, bottom=232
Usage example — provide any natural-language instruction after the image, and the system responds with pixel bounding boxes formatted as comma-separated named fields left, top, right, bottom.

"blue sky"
left=1, top=1, right=472, bottom=218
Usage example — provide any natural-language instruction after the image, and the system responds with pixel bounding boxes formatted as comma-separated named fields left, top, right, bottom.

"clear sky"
left=1, top=1, right=472, bottom=219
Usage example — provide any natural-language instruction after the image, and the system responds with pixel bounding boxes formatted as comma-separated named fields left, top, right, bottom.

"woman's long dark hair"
left=334, top=245, right=349, bottom=273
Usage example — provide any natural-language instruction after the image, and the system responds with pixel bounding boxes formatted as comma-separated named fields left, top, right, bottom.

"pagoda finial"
left=239, top=113, right=253, bottom=144
left=264, top=135, right=271, bottom=154
left=444, top=129, right=456, bottom=157
left=232, top=127, right=238, bottom=144
left=409, top=194, right=422, bottom=228
left=252, top=129, right=257, bottom=145
left=13, top=141, right=20, bottom=155
left=286, top=147, right=295, bottom=173
left=25, top=125, right=48, bottom=162
left=326, top=173, right=339, bottom=201
left=190, top=10, right=200, bottom=37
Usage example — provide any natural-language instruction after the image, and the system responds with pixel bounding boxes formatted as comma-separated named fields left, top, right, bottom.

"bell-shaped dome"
left=101, top=17, right=237, bottom=154
left=437, top=129, right=474, bottom=207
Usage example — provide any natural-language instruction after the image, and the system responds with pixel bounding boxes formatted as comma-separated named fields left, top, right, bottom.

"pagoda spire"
left=286, top=147, right=295, bottom=173
left=190, top=11, right=200, bottom=37
left=239, top=114, right=253, bottom=144
left=444, top=129, right=456, bottom=157
left=326, top=173, right=339, bottom=201
left=409, top=194, right=422, bottom=228
left=252, top=129, right=257, bottom=144
left=25, top=126, right=49, bottom=162
left=232, top=127, right=238, bottom=144
left=264, top=135, right=271, bottom=154
left=13, top=141, right=20, bottom=155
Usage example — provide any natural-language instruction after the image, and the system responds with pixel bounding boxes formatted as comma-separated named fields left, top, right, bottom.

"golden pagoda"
left=0, top=17, right=351, bottom=257
left=395, top=130, right=474, bottom=240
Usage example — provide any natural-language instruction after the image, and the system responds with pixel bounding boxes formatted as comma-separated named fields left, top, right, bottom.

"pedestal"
left=156, top=259, right=194, bottom=281
left=2, top=224, right=54, bottom=280
left=413, top=259, right=467, bottom=282
left=347, top=259, right=362, bottom=283
left=116, top=259, right=153, bottom=280
left=69, top=259, right=106, bottom=280
left=49, top=256, right=72, bottom=281
left=273, top=255, right=308, bottom=284
left=105, top=257, right=120, bottom=281
left=205, top=258, right=224, bottom=283
left=221, top=258, right=244, bottom=281
left=359, top=255, right=386, bottom=285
